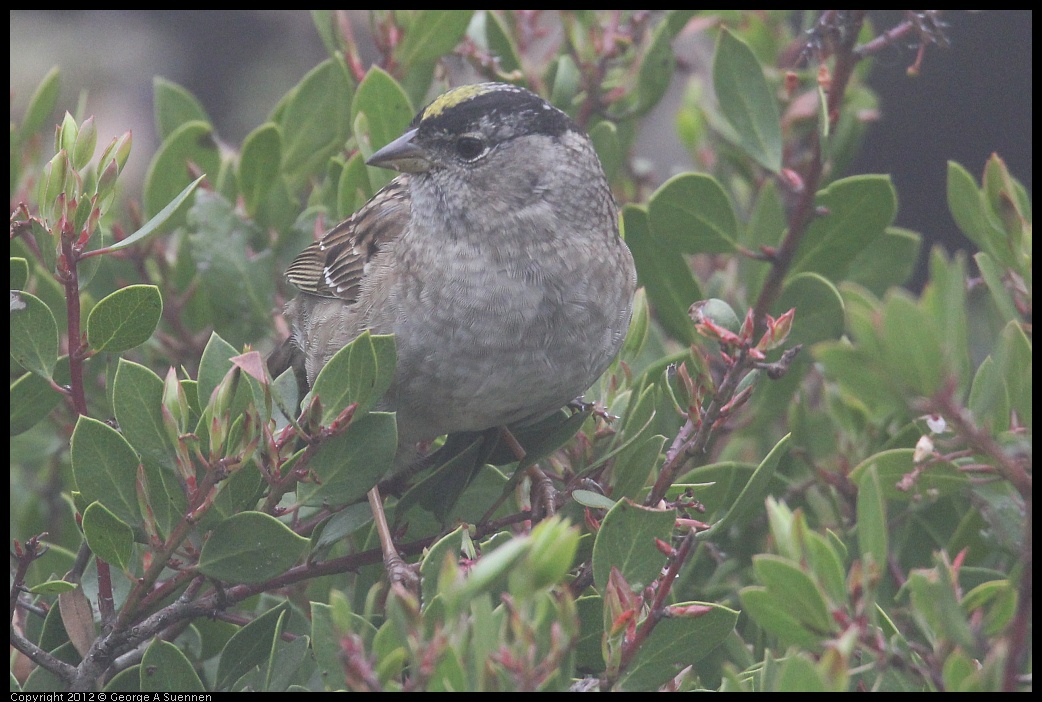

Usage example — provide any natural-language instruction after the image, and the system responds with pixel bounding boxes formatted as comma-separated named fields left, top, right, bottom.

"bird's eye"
left=455, top=136, right=486, bottom=161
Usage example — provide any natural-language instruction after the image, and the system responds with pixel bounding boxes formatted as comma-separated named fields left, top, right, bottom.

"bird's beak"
left=366, top=128, right=431, bottom=173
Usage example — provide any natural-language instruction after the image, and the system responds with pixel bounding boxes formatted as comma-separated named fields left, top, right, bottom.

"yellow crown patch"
left=421, top=83, right=517, bottom=120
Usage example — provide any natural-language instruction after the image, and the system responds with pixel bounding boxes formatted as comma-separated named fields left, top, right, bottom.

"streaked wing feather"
left=285, top=176, right=410, bottom=302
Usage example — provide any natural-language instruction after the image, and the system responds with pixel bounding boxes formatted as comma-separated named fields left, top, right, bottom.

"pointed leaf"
left=592, top=499, right=675, bottom=592
left=713, top=29, right=781, bottom=172
left=706, top=433, right=790, bottom=538
left=187, top=192, right=274, bottom=347
left=86, top=285, right=163, bottom=353
left=352, top=67, right=414, bottom=190
left=276, top=56, right=353, bottom=188
left=753, top=554, right=834, bottom=634
left=775, top=273, right=844, bottom=347
left=71, top=415, right=142, bottom=525
left=968, top=356, right=1010, bottom=433
left=856, top=462, right=887, bottom=570
left=297, top=412, right=397, bottom=506
left=620, top=602, right=739, bottom=691
left=649, top=173, right=738, bottom=254
left=9, top=290, right=58, bottom=379
left=623, top=204, right=701, bottom=345
left=113, top=359, right=178, bottom=473
left=143, top=120, right=217, bottom=222
left=153, top=77, right=211, bottom=139
left=10, top=367, right=63, bottom=435
left=107, top=176, right=205, bottom=253
left=81, top=502, right=134, bottom=570
left=198, top=513, right=308, bottom=584
left=789, top=175, right=897, bottom=281
left=212, top=603, right=291, bottom=690
left=312, top=331, right=397, bottom=423
left=238, top=122, right=282, bottom=216
left=394, top=11, right=475, bottom=68
left=19, top=66, right=61, bottom=140
left=139, top=638, right=205, bottom=692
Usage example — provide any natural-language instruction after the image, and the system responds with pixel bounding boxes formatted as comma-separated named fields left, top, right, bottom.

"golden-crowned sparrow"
left=274, top=82, right=636, bottom=469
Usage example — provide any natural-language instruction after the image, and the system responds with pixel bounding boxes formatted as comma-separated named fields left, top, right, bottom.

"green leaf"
left=70, top=416, right=141, bottom=526
left=187, top=192, right=275, bottom=347
left=803, top=529, right=847, bottom=604
left=28, top=580, right=77, bottom=596
left=846, top=227, right=923, bottom=296
left=9, top=290, right=58, bottom=379
left=420, top=526, right=466, bottom=604
left=774, top=273, right=844, bottom=347
left=921, top=249, right=971, bottom=393
left=706, top=433, right=790, bottom=538
left=623, top=204, right=701, bottom=345
left=739, top=586, right=821, bottom=649
left=994, top=321, right=1031, bottom=428
left=310, top=11, right=340, bottom=56
left=312, top=331, right=397, bottom=424
left=548, top=55, right=581, bottom=114
left=739, top=180, right=785, bottom=300
left=11, top=257, right=29, bottom=290
left=882, top=291, right=943, bottom=396
left=297, top=412, right=397, bottom=506
left=276, top=55, right=353, bottom=190
left=789, top=175, right=898, bottom=281
left=481, top=11, right=522, bottom=74
left=352, top=67, right=414, bottom=191
left=620, top=602, right=738, bottom=691
left=429, top=646, right=468, bottom=693
left=855, top=462, right=887, bottom=571
left=947, top=160, right=1010, bottom=266
left=86, top=285, right=162, bottom=353
left=753, top=555, right=834, bottom=634
left=238, top=122, right=283, bottom=216
left=516, top=516, right=581, bottom=594
left=589, top=120, right=622, bottom=182
left=103, top=177, right=204, bottom=257
left=143, top=120, right=218, bottom=223
left=10, top=367, right=63, bottom=435
left=139, top=638, right=206, bottom=692
left=337, top=151, right=373, bottom=219
left=777, top=654, right=828, bottom=692
left=198, top=513, right=307, bottom=584
left=712, top=29, right=782, bottom=172
left=197, top=332, right=240, bottom=409
left=81, top=502, right=134, bottom=570
left=612, top=435, right=666, bottom=502
left=904, top=557, right=975, bottom=649
left=394, top=11, right=475, bottom=68
left=968, top=356, right=1010, bottom=432
left=215, top=602, right=288, bottom=690
left=962, top=580, right=1017, bottom=637
left=572, top=489, right=616, bottom=510
left=19, top=65, right=61, bottom=140
left=71, top=116, right=97, bottom=171
left=592, top=499, right=674, bottom=592
left=153, top=77, right=211, bottom=140
left=113, top=359, right=176, bottom=472
left=649, top=173, right=738, bottom=254
left=310, top=602, right=350, bottom=690
left=630, top=18, right=677, bottom=118
left=974, top=252, right=1019, bottom=323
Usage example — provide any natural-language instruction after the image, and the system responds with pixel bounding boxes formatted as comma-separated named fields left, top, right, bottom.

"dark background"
left=10, top=11, right=1032, bottom=289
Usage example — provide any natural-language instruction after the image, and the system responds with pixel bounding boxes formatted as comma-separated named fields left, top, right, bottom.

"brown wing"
left=285, top=176, right=411, bottom=302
